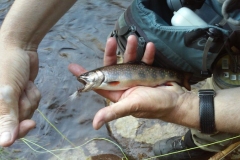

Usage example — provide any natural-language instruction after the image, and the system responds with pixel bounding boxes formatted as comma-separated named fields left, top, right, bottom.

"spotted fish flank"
left=77, top=63, right=191, bottom=92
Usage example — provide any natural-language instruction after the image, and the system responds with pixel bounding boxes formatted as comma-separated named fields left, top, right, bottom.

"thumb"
left=0, top=85, right=19, bottom=147
left=93, top=98, right=133, bottom=130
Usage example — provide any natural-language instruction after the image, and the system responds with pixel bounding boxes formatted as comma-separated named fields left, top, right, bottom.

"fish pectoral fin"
left=107, top=81, right=120, bottom=86
left=164, top=82, right=173, bottom=86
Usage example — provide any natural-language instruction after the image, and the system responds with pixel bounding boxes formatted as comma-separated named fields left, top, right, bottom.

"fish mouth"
left=77, top=77, right=87, bottom=92
left=78, top=77, right=87, bottom=86
left=77, top=76, right=93, bottom=92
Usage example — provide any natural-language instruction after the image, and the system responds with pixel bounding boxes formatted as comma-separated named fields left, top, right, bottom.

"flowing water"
left=0, top=0, right=132, bottom=159
left=1, top=1, right=240, bottom=160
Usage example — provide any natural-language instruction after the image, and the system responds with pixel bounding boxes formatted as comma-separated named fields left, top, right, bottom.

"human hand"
left=0, top=43, right=41, bottom=147
left=68, top=35, right=186, bottom=130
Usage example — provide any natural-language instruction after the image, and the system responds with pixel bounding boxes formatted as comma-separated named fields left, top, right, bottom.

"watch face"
left=213, top=53, right=240, bottom=89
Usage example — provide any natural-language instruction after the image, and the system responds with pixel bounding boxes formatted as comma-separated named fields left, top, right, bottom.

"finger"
left=93, top=98, right=133, bottom=130
left=104, top=37, right=117, bottom=66
left=28, top=51, right=39, bottom=81
left=68, top=63, right=87, bottom=76
left=0, top=113, right=18, bottom=147
left=124, top=35, right=138, bottom=63
left=94, top=89, right=123, bottom=103
left=19, top=92, right=31, bottom=122
left=141, top=42, right=155, bottom=65
left=18, top=81, right=41, bottom=121
left=25, top=81, right=41, bottom=111
left=0, top=86, right=19, bottom=147
left=18, top=120, right=36, bottom=139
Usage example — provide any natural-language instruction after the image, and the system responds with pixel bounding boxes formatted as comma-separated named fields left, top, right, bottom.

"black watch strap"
left=198, top=89, right=216, bottom=134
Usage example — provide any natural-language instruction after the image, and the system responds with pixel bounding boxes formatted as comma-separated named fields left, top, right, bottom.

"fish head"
left=77, top=70, right=104, bottom=92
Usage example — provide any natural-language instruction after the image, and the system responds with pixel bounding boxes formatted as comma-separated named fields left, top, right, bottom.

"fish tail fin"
left=69, top=91, right=81, bottom=101
left=183, top=72, right=192, bottom=91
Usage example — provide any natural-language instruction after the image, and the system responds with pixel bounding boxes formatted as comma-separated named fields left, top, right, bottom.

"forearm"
left=176, top=88, right=240, bottom=133
left=0, top=0, right=76, bottom=50
left=214, top=88, right=240, bottom=133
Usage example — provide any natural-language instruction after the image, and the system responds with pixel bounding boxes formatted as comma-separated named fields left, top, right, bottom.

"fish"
left=77, top=63, right=191, bottom=93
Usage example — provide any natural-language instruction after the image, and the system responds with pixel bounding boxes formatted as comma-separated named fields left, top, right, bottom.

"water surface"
left=0, top=0, right=132, bottom=159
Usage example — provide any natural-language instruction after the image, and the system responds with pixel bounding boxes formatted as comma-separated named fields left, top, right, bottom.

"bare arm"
left=0, top=0, right=77, bottom=147
left=0, top=0, right=76, bottom=49
left=171, top=87, right=240, bottom=133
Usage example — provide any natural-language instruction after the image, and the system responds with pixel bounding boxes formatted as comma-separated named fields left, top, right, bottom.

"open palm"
left=68, top=35, right=186, bottom=130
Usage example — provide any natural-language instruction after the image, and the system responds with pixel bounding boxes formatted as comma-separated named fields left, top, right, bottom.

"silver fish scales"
left=77, top=63, right=191, bottom=92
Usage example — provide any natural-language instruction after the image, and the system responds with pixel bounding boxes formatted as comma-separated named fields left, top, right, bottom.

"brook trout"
left=77, top=63, right=191, bottom=92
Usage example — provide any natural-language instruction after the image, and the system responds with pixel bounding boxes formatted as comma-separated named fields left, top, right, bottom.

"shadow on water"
left=0, top=0, right=132, bottom=159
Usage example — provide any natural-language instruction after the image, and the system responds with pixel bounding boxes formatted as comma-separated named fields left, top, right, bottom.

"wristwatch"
left=198, top=89, right=216, bottom=134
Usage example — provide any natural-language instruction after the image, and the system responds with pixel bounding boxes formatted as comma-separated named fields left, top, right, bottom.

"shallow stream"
left=0, top=0, right=132, bottom=159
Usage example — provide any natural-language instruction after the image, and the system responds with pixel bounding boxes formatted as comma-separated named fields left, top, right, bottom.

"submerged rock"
left=87, top=154, right=122, bottom=160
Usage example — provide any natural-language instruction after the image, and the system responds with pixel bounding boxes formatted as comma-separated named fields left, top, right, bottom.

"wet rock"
left=108, top=116, right=188, bottom=159
left=87, top=154, right=122, bottom=160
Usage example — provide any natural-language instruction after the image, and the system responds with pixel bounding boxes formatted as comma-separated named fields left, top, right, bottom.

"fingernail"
left=0, top=132, right=12, bottom=145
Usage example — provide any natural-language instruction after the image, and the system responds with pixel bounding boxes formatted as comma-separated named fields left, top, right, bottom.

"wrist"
left=0, top=29, right=38, bottom=51
left=174, top=91, right=200, bottom=130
